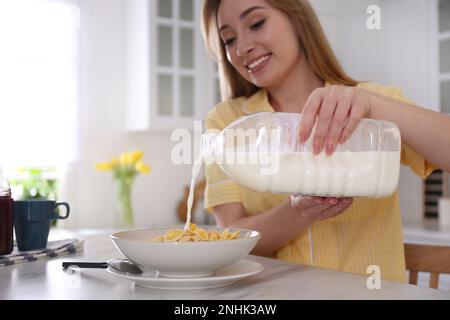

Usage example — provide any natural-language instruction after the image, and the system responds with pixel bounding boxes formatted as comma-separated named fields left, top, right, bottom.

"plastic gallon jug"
left=202, top=112, right=401, bottom=198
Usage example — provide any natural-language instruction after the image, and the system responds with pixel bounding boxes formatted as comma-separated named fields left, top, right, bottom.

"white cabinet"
left=437, top=0, right=450, bottom=214
left=439, top=0, right=450, bottom=114
left=124, top=0, right=217, bottom=131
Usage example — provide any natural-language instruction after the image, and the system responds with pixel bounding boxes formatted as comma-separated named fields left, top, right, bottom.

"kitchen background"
left=0, top=0, right=449, bottom=233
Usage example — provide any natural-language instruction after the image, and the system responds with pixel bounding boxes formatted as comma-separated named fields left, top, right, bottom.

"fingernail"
left=313, top=143, right=320, bottom=154
left=326, top=144, right=334, bottom=154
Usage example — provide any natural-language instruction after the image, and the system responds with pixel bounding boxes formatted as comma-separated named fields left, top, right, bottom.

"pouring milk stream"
left=184, top=155, right=203, bottom=231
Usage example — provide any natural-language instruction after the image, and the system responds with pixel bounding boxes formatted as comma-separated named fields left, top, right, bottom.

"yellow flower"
left=96, top=150, right=151, bottom=176
left=129, top=150, right=144, bottom=164
left=119, top=152, right=133, bottom=166
left=110, top=157, right=119, bottom=169
left=135, top=160, right=151, bottom=174
left=95, top=162, right=113, bottom=171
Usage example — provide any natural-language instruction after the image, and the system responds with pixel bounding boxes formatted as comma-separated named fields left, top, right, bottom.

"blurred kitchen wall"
left=58, top=0, right=195, bottom=229
left=58, top=0, right=439, bottom=229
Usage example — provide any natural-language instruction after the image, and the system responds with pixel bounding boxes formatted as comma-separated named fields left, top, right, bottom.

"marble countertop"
left=0, top=229, right=449, bottom=300
left=403, top=219, right=450, bottom=246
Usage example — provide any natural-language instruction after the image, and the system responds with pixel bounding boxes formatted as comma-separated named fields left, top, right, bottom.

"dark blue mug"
left=13, top=200, right=70, bottom=251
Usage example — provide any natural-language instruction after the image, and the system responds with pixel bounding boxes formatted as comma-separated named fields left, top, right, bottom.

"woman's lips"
left=247, top=54, right=272, bottom=76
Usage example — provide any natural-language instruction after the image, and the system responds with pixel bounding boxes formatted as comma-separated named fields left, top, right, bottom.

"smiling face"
left=217, top=0, right=303, bottom=88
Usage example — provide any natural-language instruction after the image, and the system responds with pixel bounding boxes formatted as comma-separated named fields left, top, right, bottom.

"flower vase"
left=117, top=178, right=134, bottom=228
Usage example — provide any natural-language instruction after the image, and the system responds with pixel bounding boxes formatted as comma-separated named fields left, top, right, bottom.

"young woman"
left=201, top=0, right=450, bottom=282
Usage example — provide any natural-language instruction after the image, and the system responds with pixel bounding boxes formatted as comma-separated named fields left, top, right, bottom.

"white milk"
left=219, top=151, right=400, bottom=198
left=184, top=156, right=203, bottom=231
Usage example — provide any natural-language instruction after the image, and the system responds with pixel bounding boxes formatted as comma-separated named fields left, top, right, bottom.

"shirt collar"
left=242, top=89, right=273, bottom=114
left=242, top=82, right=331, bottom=115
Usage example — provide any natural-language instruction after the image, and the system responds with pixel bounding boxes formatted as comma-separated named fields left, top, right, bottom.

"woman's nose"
left=236, top=36, right=255, bottom=57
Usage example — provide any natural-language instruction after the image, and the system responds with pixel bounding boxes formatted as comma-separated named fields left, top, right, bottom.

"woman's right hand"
left=290, top=195, right=353, bottom=221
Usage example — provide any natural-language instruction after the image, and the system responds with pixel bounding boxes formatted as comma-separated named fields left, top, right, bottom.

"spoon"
left=62, top=259, right=143, bottom=274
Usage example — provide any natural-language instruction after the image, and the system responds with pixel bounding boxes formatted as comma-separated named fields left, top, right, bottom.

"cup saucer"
left=107, top=259, right=263, bottom=290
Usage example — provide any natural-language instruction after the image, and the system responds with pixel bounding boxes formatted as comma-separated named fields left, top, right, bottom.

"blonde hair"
left=202, top=0, right=358, bottom=100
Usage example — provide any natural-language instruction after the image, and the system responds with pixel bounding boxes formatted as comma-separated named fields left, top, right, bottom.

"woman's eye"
left=250, top=19, right=266, bottom=30
left=224, top=37, right=236, bottom=46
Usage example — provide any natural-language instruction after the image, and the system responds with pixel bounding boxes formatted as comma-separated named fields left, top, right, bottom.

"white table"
left=0, top=229, right=449, bottom=300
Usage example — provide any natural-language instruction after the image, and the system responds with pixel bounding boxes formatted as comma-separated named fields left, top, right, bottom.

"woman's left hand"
left=299, top=86, right=372, bottom=155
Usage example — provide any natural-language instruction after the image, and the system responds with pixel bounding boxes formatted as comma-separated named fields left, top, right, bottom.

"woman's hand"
left=299, top=86, right=372, bottom=155
left=290, top=195, right=353, bottom=221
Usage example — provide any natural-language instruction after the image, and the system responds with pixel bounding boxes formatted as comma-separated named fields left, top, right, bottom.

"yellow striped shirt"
left=203, top=82, right=434, bottom=282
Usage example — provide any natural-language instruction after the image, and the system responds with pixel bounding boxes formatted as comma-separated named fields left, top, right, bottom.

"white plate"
left=107, top=259, right=263, bottom=290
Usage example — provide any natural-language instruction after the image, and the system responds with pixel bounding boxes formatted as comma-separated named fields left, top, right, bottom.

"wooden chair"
left=404, top=243, right=450, bottom=289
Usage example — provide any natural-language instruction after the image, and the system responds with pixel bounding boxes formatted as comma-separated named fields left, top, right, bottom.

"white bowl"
left=110, top=226, right=261, bottom=278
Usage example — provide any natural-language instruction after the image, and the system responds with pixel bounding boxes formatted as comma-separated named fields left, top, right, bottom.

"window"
left=155, top=0, right=196, bottom=119
left=0, top=0, right=80, bottom=167
left=124, top=0, right=217, bottom=131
